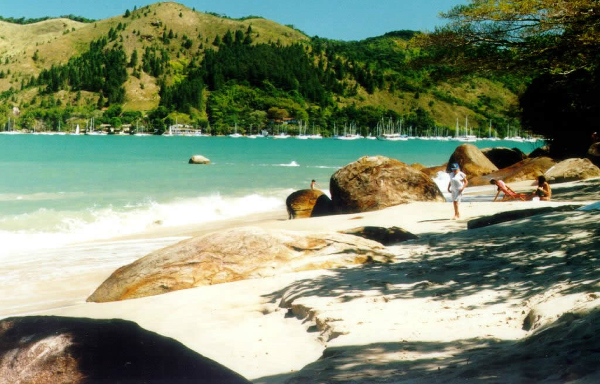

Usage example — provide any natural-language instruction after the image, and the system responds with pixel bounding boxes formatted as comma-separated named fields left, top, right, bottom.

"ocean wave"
left=307, top=165, right=341, bottom=169
left=433, top=171, right=450, bottom=193
left=0, top=193, right=285, bottom=256
left=257, top=161, right=300, bottom=167
left=0, top=191, right=85, bottom=202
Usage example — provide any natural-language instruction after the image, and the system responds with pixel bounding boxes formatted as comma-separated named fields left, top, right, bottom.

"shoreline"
left=1, top=177, right=599, bottom=382
left=2, top=178, right=594, bottom=320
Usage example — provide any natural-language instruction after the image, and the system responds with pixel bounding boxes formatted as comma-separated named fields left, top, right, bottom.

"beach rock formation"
left=340, top=226, right=418, bottom=245
left=87, top=227, right=392, bottom=302
left=0, top=316, right=250, bottom=384
left=329, top=156, right=445, bottom=214
left=481, top=147, right=527, bottom=169
left=544, top=158, right=600, bottom=183
left=409, top=163, right=426, bottom=171
left=421, top=163, right=447, bottom=178
left=189, top=155, right=211, bottom=164
left=469, top=157, right=556, bottom=186
left=529, top=146, right=550, bottom=158
left=446, top=144, right=498, bottom=177
left=286, top=189, right=333, bottom=219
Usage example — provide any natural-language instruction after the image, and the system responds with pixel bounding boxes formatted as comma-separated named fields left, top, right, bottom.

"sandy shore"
left=2, top=178, right=599, bottom=382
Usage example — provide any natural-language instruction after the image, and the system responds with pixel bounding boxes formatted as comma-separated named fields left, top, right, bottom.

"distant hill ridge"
left=0, top=1, right=524, bottom=137
left=0, top=15, right=95, bottom=25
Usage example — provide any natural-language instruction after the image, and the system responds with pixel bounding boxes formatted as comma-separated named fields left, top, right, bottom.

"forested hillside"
left=0, top=1, right=524, bottom=135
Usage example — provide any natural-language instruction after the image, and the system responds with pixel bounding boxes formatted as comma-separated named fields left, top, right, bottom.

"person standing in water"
left=310, top=179, right=318, bottom=190
left=447, top=163, right=468, bottom=219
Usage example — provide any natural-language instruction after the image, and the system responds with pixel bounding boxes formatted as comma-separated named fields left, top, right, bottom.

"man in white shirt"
left=447, top=163, right=468, bottom=219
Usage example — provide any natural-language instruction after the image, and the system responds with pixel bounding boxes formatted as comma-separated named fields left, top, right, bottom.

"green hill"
left=0, top=1, right=524, bottom=136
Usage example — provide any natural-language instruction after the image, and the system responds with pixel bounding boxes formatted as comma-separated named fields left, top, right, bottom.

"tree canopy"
left=419, top=0, right=600, bottom=156
left=421, top=0, right=600, bottom=75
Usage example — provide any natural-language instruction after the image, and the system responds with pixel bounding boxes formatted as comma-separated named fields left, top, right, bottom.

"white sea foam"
left=307, top=165, right=341, bottom=169
left=433, top=171, right=451, bottom=195
left=0, top=193, right=285, bottom=256
left=0, top=191, right=85, bottom=202
left=279, top=161, right=300, bottom=167
left=257, top=161, right=300, bottom=167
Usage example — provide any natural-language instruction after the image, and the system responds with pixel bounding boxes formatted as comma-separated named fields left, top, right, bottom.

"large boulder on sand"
left=87, top=227, right=392, bottom=302
left=0, top=316, right=250, bottom=384
left=189, top=155, right=211, bottom=164
left=545, top=158, right=600, bottom=183
left=446, top=144, right=498, bottom=177
left=409, top=163, right=426, bottom=171
left=286, top=189, right=333, bottom=219
left=421, top=163, right=447, bottom=179
left=529, top=146, right=550, bottom=158
left=340, top=226, right=418, bottom=245
left=481, top=147, right=527, bottom=169
left=589, top=142, right=600, bottom=166
left=469, top=157, right=556, bottom=186
left=329, top=156, right=445, bottom=214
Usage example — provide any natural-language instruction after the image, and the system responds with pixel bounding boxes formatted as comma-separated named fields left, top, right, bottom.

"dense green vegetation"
left=151, top=29, right=449, bottom=134
left=35, top=37, right=128, bottom=105
left=421, top=0, right=600, bottom=157
left=0, top=4, right=526, bottom=138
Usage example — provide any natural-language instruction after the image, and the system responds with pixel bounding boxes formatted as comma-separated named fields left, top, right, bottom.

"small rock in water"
left=189, top=155, right=210, bottom=164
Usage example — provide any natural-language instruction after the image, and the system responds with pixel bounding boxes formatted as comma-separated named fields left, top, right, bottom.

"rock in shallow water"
left=189, top=154, right=211, bottom=164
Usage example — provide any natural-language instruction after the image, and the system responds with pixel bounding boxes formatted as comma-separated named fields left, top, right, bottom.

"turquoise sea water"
left=0, top=135, right=541, bottom=252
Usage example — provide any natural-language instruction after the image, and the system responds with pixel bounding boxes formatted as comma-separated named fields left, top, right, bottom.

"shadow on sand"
left=256, top=209, right=600, bottom=383
left=264, top=210, right=599, bottom=308
left=255, top=309, right=600, bottom=383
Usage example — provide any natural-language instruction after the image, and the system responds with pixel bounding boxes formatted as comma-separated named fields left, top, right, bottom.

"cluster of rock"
left=463, top=144, right=600, bottom=186
left=286, top=155, right=446, bottom=218
left=285, top=143, right=600, bottom=218
left=437, top=143, right=600, bottom=186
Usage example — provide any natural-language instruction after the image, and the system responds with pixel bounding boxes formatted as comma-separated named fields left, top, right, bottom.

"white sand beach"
left=1, top=178, right=599, bottom=383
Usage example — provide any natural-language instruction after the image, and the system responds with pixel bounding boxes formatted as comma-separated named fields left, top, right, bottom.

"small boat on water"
left=272, top=125, right=290, bottom=139
left=228, top=123, right=243, bottom=138
left=0, top=118, right=23, bottom=134
left=295, top=120, right=309, bottom=139
left=333, top=122, right=363, bottom=140
left=246, top=124, right=257, bottom=139
left=85, top=118, right=108, bottom=135
left=456, top=116, right=477, bottom=142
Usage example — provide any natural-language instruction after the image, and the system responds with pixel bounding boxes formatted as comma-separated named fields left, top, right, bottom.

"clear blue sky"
left=0, top=0, right=466, bottom=41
